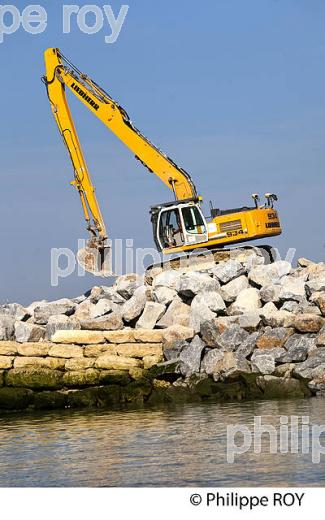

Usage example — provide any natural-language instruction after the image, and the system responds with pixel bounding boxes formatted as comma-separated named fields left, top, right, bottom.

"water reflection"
left=0, top=399, right=325, bottom=486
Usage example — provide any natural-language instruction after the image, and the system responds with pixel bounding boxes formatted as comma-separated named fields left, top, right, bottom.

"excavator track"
left=145, top=244, right=276, bottom=285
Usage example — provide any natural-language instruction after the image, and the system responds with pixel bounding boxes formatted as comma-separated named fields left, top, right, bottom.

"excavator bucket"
left=77, top=243, right=113, bottom=277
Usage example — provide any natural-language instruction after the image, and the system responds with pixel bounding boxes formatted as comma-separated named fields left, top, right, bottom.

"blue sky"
left=0, top=0, right=325, bottom=304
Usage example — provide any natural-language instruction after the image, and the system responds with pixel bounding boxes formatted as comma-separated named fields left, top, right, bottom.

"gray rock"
left=153, top=286, right=177, bottom=305
left=34, top=298, right=76, bottom=325
left=200, top=319, right=222, bottom=347
left=298, top=258, right=315, bottom=268
left=163, top=340, right=188, bottom=361
left=256, top=326, right=294, bottom=349
left=89, top=299, right=117, bottom=319
left=306, top=276, right=325, bottom=295
left=229, top=287, right=261, bottom=315
left=248, top=261, right=291, bottom=287
left=115, top=274, right=143, bottom=299
left=152, top=269, right=183, bottom=290
left=176, top=271, right=219, bottom=298
left=316, top=326, right=325, bottom=347
left=0, top=303, right=30, bottom=321
left=179, top=335, right=205, bottom=376
left=189, top=291, right=225, bottom=333
left=215, top=325, right=249, bottom=351
left=260, top=284, right=282, bottom=303
left=89, top=286, right=126, bottom=304
left=200, top=349, right=224, bottom=375
left=15, top=322, right=45, bottom=343
left=80, top=313, right=124, bottom=331
left=122, top=286, right=148, bottom=322
left=74, top=300, right=95, bottom=321
left=194, top=291, right=225, bottom=313
left=0, top=316, right=15, bottom=340
left=293, top=350, right=325, bottom=380
left=212, top=351, right=251, bottom=381
left=46, top=315, right=81, bottom=341
left=220, top=275, right=249, bottom=303
left=279, top=334, right=314, bottom=362
left=190, top=302, right=215, bottom=334
left=293, top=313, right=324, bottom=333
left=256, top=375, right=306, bottom=398
left=251, top=348, right=286, bottom=375
left=281, top=300, right=299, bottom=313
left=279, top=276, right=306, bottom=302
left=136, top=302, right=166, bottom=329
left=237, top=312, right=261, bottom=331
left=210, top=260, right=245, bottom=284
left=260, top=302, right=295, bottom=328
left=156, top=299, right=190, bottom=328
left=237, top=332, right=260, bottom=358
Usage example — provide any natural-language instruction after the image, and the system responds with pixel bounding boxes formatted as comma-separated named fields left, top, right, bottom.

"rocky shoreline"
left=1, top=251, right=325, bottom=411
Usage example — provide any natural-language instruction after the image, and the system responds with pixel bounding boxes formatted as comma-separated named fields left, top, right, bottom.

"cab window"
left=182, top=206, right=206, bottom=234
left=159, top=209, right=183, bottom=248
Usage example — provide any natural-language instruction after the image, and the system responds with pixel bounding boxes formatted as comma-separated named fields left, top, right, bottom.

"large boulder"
left=229, top=287, right=261, bottom=315
left=156, top=299, right=190, bottom=328
left=46, top=315, right=81, bottom=341
left=306, top=276, right=325, bottom=295
left=122, top=286, right=148, bottom=322
left=260, top=302, right=295, bottom=328
left=236, top=312, right=261, bottom=331
left=200, top=318, right=223, bottom=347
left=248, top=261, right=291, bottom=287
left=176, top=272, right=219, bottom=298
left=89, top=299, right=117, bottom=319
left=162, top=325, right=195, bottom=348
left=200, top=349, right=225, bottom=375
left=316, top=326, right=325, bottom=347
left=215, top=325, right=249, bottom=351
left=293, top=350, right=325, bottom=380
left=179, top=335, right=205, bottom=376
left=310, top=292, right=325, bottom=316
left=80, top=313, right=124, bottom=331
left=136, top=302, right=166, bottom=329
left=0, top=303, right=30, bottom=321
left=34, top=298, right=76, bottom=325
left=153, top=286, right=177, bottom=305
left=279, top=334, right=315, bottom=362
left=256, top=327, right=294, bottom=349
left=279, top=276, right=306, bottom=302
left=211, top=351, right=251, bottom=381
left=251, top=348, right=285, bottom=375
left=152, top=269, right=183, bottom=290
left=293, top=314, right=324, bottom=333
left=190, top=291, right=225, bottom=333
left=0, top=316, right=15, bottom=341
left=237, top=332, right=260, bottom=358
left=115, top=274, right=143, bottom=299
left=220, top=275, right=249, bottom=303
left=89, top=285, right=126, bottom=304
left=15, top=322, right=45, bottom=343
left=210, top=260, right=245, bottom=284
left=260, top=284, right=282, bottom=304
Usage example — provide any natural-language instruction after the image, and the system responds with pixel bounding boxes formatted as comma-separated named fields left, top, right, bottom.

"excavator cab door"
left=157, top=203, right=208, bottom=250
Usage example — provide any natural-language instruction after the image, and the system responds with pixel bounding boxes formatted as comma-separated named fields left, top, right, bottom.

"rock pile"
left=1, top=252, right=325, bottom=407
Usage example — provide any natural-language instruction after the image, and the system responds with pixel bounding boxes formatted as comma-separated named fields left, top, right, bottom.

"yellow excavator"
left=43, top=48, right=282, bottom=276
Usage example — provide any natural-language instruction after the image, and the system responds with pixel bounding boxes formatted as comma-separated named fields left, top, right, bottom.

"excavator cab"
left=151, top=199, right=209, bottom=252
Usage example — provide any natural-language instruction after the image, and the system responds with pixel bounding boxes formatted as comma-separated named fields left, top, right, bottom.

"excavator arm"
left=43, top=48, right=198, bottom=238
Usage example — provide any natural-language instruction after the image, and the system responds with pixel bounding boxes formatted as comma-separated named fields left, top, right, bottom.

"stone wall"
left=1, top=252, right=325, bottom=412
